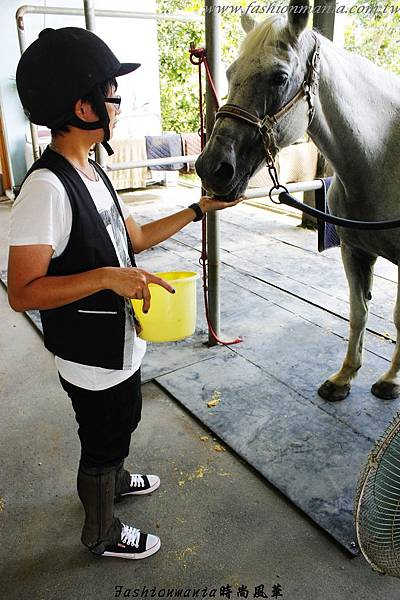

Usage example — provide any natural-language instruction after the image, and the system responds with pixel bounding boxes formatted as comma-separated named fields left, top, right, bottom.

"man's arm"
left=7, top=245, right=174, bottom=313
left=124, top=195, right=243, bottom=253
left=124, top=209, right=197, bottom=254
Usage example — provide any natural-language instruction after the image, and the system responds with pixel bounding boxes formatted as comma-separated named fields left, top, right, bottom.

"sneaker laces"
left=130, top=474, right=145, bottom=488
left=121, top=523, right=141, bottom=548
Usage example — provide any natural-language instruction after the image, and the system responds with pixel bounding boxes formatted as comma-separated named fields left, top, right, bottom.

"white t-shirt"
left=9, top=167, right=146, bottom=391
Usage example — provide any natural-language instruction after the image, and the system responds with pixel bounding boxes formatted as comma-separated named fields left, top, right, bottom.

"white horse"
left=195, top=0, right=400, bottom=402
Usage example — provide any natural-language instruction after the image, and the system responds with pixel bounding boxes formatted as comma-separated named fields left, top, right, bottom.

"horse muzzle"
left=195, top=136, right=242, bottom=199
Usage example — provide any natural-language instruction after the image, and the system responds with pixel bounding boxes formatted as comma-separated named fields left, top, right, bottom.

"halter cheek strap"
left=215, top=35, right=321, bottom=160
left=216, top=104, right=281, bottom=157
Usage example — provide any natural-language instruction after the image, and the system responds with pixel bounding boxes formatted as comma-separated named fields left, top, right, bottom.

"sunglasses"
left=104, top=95, right=121, bottom=110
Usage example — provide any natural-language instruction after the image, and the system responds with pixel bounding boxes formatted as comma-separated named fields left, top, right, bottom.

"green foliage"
left=156, top=0, right=247, bottom=132
left=157, top=0, right=203, bottom=132
left=156, top=0, right=400, bottom=133
left=344, top=1, right=400, bottom=75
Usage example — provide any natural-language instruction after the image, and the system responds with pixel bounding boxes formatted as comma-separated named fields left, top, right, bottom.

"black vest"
left=23, top=146, right=136, bottom=369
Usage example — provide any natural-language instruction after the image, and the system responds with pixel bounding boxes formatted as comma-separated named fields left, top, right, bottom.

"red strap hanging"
left=189, top=46, right=242, bottom=347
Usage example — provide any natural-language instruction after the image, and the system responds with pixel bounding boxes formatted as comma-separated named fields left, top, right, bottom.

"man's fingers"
left=142, top=286, right=151, bottom=313
left=223, top=196, right=243, bottom=207
left=128, top=273, right=175, bottom=312
left=207, top=197, right=243, bottom=210
left=149, top=274, right=175, bottom=294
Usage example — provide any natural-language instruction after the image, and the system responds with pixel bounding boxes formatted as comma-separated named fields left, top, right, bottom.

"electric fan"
left=355, top=412, right=400, bottom=576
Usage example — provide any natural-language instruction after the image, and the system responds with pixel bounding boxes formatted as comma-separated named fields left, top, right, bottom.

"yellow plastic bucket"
left=131, top=271, right=200, bottom=342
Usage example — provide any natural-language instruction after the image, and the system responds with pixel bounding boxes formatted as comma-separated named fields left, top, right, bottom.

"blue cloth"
left=145, top=134, right=184, bottom=171
left=316, top=177, right=340, bottom=252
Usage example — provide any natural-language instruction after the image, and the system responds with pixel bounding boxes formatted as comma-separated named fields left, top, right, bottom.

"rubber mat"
left=2, top=209, right=398, bottom=555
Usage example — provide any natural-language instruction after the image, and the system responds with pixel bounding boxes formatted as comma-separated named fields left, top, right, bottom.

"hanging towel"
left=145, top=133, right=184, bottom=171
left=316, top=177, right=340, bottom=252
left=180, top=132, right=202, bottom=172
left=278, top=140, right=319, bottom=184
left=107, top=137, right=148, bottom=190
left=248, top=164, right=278, bottom=189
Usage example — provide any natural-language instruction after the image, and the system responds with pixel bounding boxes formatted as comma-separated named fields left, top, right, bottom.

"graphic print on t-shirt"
left=99, top=203, right=132, bottom=268
left=98, top=203, right=136, bottom=343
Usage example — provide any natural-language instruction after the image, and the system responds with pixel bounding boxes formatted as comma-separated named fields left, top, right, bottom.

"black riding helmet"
left=16, top=27, right=140, bottom=156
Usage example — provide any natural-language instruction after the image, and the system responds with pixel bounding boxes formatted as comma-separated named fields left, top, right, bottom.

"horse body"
left=309, top=36, right=400, bottom=265
left=195, top=2, right=400, bottom=401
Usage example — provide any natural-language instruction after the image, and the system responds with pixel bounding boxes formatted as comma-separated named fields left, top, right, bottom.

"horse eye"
left=271, top=72, right=288, bottom=86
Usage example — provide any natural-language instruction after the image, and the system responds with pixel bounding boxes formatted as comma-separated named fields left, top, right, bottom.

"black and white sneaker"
left=120, top=474, right=160, bottom=497
left=102, top=523, right=161, bottom=560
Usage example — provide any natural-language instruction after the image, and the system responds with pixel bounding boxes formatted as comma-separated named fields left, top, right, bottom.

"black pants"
left=59, top=368, right=142, bottom=470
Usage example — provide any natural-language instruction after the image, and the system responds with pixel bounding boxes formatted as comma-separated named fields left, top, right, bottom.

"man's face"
left=73, top=84, right=120, bottom=142
left=104, top=85, right=121, bottom=136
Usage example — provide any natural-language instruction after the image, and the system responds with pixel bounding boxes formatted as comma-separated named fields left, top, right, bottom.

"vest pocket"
left=77, top=310, right=118, bottom=315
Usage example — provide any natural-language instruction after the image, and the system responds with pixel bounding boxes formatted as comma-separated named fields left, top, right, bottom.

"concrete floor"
left=1, top=191, right=400, bottom=600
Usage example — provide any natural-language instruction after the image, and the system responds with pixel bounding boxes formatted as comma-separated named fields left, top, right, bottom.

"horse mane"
left=239, top=15, right=290, bottom=56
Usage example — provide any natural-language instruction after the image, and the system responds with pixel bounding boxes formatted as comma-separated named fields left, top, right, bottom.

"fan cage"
left=355, top=412, right=400, bottom=577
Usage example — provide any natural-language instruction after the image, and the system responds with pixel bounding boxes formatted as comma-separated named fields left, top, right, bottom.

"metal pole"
left=304, top=1, right=335, bottom=226
left=15, top=13, right=41, bottom=162
left=205, top=0, right=221, bottom=346
left=83, top=0, right=96, bottom=30
left=313, top=0, right=336, bottom=40
left=83, top=0, right=107, bottom=168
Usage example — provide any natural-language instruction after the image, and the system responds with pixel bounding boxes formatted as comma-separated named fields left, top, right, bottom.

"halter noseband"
left=215, top=35, right=321, bottom=161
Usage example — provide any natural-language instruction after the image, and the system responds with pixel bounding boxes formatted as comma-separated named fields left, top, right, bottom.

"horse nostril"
left=214, top=161, right=234, bottom=183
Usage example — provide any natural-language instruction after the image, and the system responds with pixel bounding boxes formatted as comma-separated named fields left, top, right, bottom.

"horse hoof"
left=371, top=381, right=400, bottom=400
left=318, top=380, right=351, bottom=402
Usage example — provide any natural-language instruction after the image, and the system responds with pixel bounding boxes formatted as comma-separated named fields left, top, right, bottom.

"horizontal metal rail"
left=107, top=154, right=198, bottom=171
left=109, top=152, right=323, bottom=195
left=107, top=153, right=325, bottom=198
left=107, top=155, right=324, bottom=198
left=16, top=5, right=204, bottom=26
left=244, top=179, right=323, bottom=199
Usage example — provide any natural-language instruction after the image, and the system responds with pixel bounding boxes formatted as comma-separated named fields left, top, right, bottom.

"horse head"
left=195, top=0, right=316, bottom=200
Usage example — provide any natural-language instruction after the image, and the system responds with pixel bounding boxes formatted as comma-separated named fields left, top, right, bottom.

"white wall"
left=0, top=0, right=28, bottom=188
left=0, top=0, right=161, bottom=188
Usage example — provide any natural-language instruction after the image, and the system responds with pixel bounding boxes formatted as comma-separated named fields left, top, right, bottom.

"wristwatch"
left=188, top=202, right=204, bottom=222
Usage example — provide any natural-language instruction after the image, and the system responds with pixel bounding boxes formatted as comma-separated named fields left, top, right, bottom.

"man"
left=8, top=27, right=240, bottom=560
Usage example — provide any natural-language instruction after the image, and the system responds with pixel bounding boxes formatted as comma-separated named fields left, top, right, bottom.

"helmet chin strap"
left=55, top=84, right=115, bottom=156
left=100, top=140, right=114, bottom=156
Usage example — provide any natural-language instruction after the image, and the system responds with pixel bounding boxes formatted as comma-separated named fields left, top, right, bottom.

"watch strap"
left=189, top=202, right=204, bottom=222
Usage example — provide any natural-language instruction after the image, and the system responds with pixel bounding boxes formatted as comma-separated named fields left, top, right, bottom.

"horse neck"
left=307, top=34, right=400, bottom=191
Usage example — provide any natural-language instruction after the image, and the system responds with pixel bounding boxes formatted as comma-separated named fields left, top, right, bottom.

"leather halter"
left=215, top=35, right=321, bottom=160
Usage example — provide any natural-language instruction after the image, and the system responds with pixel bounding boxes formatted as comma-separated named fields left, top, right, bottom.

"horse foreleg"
left=371, top=263, right=400, bottom=400
left=318, top=244, right=376, bottom=402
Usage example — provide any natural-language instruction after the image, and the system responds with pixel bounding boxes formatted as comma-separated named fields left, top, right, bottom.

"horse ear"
left=287, top=0, right=310, bottom=38
left=241, top=15, right=257, bottom=34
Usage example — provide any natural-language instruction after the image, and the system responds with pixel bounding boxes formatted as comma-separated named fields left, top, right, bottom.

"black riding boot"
left=77, top=465, right=122, bottom=554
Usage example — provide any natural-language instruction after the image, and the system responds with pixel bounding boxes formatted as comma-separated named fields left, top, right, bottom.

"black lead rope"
left=278, top=191, right=400, bottom=231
